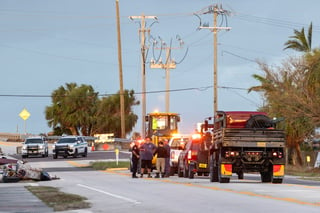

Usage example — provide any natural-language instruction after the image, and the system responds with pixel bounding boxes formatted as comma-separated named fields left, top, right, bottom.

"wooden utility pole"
left=129, top=14, right=157, bottom=139
left=213, top=7, right=218, bottom=117
left=150, top=47, right=176, bottom=112
left=197, top=4, right=231, bottom=117
left=115, top=0, right=125, bottom=138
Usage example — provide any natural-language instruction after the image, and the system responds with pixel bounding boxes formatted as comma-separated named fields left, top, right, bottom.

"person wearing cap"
left=140, top=137, right=156, bottom=178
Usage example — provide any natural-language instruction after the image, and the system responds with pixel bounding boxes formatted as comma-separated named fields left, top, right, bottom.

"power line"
left=0, top=85, right=249, bottom=98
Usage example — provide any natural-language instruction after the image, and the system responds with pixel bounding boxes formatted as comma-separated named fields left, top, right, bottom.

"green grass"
left=285, top=165, right=320, bottom=180
left=89, top=161, right=130, bottom=170
left=25, top=186, right=91, bottom=211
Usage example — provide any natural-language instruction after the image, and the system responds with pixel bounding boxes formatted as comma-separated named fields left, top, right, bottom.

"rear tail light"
left=187, top=150, right=197, bottom=160
left=272, top=151, right=283, bottom=159
left=187, top=150, right=192, bottom=160
left=225, top=151, right=239, bottom=158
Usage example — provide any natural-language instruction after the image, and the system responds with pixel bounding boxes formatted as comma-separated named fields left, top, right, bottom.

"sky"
left=1, top=0, right=320, bottom=136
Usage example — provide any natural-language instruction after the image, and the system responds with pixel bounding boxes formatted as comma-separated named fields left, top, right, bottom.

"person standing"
left=163, top=139, right=171, bottom=177
left=140, top=137, right=156, bottom=178
left=154, top=141, right=167, bottom=178
left=131, top=140, right=140, bottom=178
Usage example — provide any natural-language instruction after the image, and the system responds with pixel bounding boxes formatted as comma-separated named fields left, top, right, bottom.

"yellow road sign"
left=19, top=108, right=30, bottom=120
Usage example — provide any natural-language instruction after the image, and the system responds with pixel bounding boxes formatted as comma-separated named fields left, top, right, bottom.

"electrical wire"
left=0, top=85, right=249, bottom=98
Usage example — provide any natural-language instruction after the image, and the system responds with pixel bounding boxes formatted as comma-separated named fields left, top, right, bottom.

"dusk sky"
left=1, top=0, right=319, bottom=136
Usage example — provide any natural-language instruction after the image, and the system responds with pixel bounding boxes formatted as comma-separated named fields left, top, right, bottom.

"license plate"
left=199, top=163, right=207, bottom=168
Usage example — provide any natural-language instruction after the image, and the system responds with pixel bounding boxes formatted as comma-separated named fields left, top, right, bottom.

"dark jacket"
left=154, top=146, right=168, bottom=158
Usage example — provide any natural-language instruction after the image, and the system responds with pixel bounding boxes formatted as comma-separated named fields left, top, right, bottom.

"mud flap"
left=220, top=163, right=232, bottom=177
left=273, top=164, right=284, bottom=177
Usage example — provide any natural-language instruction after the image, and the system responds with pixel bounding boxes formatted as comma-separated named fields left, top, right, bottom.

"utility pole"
left=196, top=5, right=231, bottom=117
left=129, top=14, right=157, bottom=139
left=115, top=0, right=125, bottom=138
left=150, top=42, right=177, bottom=112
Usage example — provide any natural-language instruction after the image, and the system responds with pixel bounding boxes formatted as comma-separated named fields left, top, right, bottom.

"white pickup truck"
left=52, top=136, right=88, bottom=159
left=169, top=135, right=190, bottom=175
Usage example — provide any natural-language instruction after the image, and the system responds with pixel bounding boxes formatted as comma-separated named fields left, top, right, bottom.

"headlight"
left=22, top=146, right=27, bottom=150
left=39, top=145, right=44, bottom=149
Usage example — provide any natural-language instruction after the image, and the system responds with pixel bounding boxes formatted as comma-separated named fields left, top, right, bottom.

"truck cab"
left=145, top=112, right=180, bottom=145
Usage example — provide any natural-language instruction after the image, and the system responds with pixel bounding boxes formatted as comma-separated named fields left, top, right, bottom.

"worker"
left=131, top=140, right=140, bottom=178
left=153, top=141, right=167, bottom=178
left=140, top=137, right=156, bottom=178
left=163, top=139, right=171, bottom=177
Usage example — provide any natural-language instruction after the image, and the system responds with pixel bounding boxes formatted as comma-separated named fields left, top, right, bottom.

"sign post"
left=19, top=108, right=30, bottom=134
left=115, top=148, right=119, bottom=165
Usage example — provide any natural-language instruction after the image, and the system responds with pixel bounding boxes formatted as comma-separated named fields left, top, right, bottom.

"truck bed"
left=213, top=128, right=285, bottom=148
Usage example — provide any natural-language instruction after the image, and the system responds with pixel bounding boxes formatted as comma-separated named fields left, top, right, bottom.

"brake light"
left=272, top=151, right=283, bottom=159
left=192, top=134, right=201, bottom=139
left=187, top=150, right=192, bottom=160
left=225, top=151, right=239, bottom=158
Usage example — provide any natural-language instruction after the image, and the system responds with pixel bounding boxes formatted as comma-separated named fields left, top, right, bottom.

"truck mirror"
left=204, top=120, right=208, bottom=131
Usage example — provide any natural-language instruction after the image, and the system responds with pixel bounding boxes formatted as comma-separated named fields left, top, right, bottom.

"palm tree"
left=284, top=22, right=312, bottom=52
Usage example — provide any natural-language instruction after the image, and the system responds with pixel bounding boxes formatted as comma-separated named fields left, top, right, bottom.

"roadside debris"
left=0, top=157, right=59, bottom=183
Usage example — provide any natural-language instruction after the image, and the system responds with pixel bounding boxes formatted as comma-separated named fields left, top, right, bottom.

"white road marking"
left=77, top=184, right=141, bottom=205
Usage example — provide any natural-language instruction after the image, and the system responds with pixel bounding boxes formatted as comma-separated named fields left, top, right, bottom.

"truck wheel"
left=209, top=157, right=219, bottom=182
left=183, top=163, right=189, bottom=178
left=169, top=167, right=176, bottom=176
left=237, top=171, right=244, bottom=179
left=177, top=161, right=183, bottom=177
left=188, top=165, right=194, bottom=179
left=260, top=171, right=272, bottom=182
left=82, top=148, right=88, bottom=157
left=73, top=149, right=78, bottom=158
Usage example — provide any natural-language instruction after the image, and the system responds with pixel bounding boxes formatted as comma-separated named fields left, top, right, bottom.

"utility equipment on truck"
left=145, top=112, right=180, bottom=168
left=208, top=111, right=285, bottom=183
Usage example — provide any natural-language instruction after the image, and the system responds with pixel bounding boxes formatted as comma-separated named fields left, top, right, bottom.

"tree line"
left=45, top=83, right=139, bottom=138
left=249, top=23, right=318, bottom=165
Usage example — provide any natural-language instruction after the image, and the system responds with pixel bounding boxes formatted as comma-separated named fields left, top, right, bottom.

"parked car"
left=52, top=136, right=88, bottom=159
left=168, top=134, right=190, bottom=176
left=21, top=136, right=49, bottom=158
left=177, top=134, right=210, bottom=178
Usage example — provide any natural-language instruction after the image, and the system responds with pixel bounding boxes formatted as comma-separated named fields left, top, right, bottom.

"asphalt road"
left=1, top=141, right=320, bottom=212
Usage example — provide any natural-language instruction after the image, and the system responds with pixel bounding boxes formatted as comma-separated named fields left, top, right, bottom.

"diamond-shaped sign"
left=19, top=108, right=30, bottom=121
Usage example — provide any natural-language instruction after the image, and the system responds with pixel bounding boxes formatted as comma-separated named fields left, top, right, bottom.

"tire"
left=238, top=171, right=244, bottom=179
left=198, top=172, right=203, bottom=176
left=188, top=164, right=195, bottom=179
left=260, top=171, right=272, bottom=182
left=22, top=155, right=26, bottom=159
left=82, top=148, right=88, bottom=157
left=73, top=149, right=78, bottom=158
left=209, top=155, right=218, bottom=182
left=169, top=167, right=176, bottom=176
left=177, top=161, right=183, bottom=177
left=183, top=162, right=189, bottom=178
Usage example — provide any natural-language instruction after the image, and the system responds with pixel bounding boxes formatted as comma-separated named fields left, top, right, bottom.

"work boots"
left=155, top=173, right=160, bottom=178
